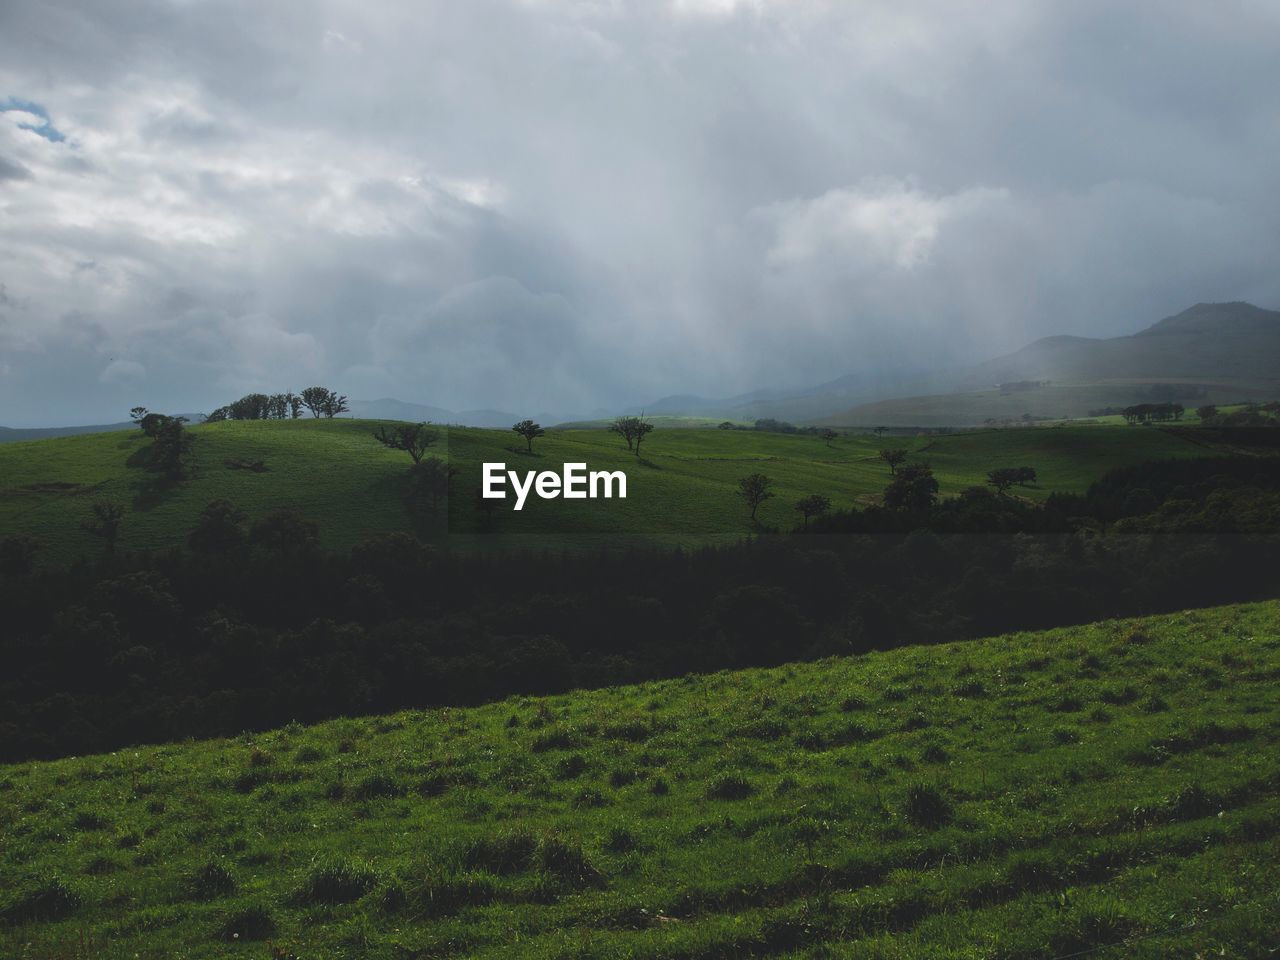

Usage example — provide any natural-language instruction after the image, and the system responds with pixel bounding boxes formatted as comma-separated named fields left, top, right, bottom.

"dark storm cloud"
left=1, top=0, right=1278, bottom=425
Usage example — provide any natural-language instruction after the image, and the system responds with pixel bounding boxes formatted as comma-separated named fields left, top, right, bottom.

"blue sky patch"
left=2, top=96, right=66, bottom=142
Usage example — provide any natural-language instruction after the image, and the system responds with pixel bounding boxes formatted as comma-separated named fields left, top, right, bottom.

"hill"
left=0, top=419, right=1210, bottom=564
left=1, top=600, right=1276, bottom=958
left=819, top=302, right=1280, bottom=426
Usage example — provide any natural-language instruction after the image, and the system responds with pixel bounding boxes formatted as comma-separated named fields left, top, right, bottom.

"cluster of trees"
left=738, top=458, right=1035, bottom=529
left=1198, top=403, right=1280, bottom=429
left=204, top=386, right=349, bottom=422
left=4, top=451, right=1279, bottom=761
left=1121, top=402, right=1185, bottom=424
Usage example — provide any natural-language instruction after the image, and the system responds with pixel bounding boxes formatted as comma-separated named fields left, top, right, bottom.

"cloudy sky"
left=2, top=0, right=1279, bottom=425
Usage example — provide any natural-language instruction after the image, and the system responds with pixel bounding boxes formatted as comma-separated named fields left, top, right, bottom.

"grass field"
left=0, top=419, right=1213, bottom=563
left=1, top=600, right=1276, bottom=958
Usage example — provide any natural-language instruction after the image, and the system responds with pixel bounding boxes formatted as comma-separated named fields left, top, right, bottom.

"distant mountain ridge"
left=817, top=301, right=1280, bottom=426
left=5, top=302, right=1276, bottom=438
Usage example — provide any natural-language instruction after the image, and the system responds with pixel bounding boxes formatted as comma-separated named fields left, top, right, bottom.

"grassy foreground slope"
left=0, top=419, right=1205, bottom=562
left=2, top=601, right=1277, bottom=959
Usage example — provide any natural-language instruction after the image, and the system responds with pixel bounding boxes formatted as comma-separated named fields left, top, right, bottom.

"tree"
left=737, top=473, right=775, bottom=521
left=407, top=456, right=458, bottom=512
left=874, top=426, right=887, bottom=439
left=610, top=414, right=655, bottom=454
left=512, top=419, right=545, bottom=453
left=610, top=416, right=635, bottom=449
left=373, top=423, right=439, bottom=463
left=227, top=393, right=271, bottom=420
left=138, top=412, right=172, bottom=437
left=795, top=494, right=831, bottom=528
left=878, top=448, right=908, bottom=475
left=249, top=509, right=319, bottom=552
left=0, top=535, right=40, bottom=578
left=301, top=386, right=349, bottom=418
left=883, top=463, right=939, bottom=511
left=286, top=392, right=304, bottom=419
left=151, top=416, right=193, bottom=478
left=83, top=501, right=125, bottom=554
left=1197, top=405, right=1218, bottom=422
left=129, top=406, right=148, bottom=426
left=188, top=500, right=248, bottom=554
left=986, top=466, right=1038, bottom=495
left=821, top=428, right=838, bottom=448
left=633, top=415, right=655, bottom=456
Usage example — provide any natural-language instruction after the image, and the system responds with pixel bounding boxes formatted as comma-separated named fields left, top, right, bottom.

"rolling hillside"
left=0, top=419, right=1210, bottom=564
left=1, top=600, right=1276, bottom=958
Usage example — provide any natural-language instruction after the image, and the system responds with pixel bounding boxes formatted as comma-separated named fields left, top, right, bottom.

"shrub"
left=461, top=831, right=538, bottom=874
left=537, top=835, right=603, bottom=888
left=608, top=768, right=638, bottom=788
left=415, top=871, right=499, bottom=917
left=602, top=826, right=641, bottom=854
left=902, top=783, right=953, bottom=828
left=293, top=856, right=379, bottom=905
left=351, top=772, right=402, bottom=800
left=187, top=861, right=237, bottom=900
left=72, top=810, right=111, bottom=831
left=554, top=755, right=588, bottom=780
left=531, top=728, right=581, bottom=753
left=216, top=904, right=276, bottom=942
left=952, top=679, right=987, bottom=697
left=2, top=876, right=83, bottom=922
left=706, top=773, right=754, bottom=801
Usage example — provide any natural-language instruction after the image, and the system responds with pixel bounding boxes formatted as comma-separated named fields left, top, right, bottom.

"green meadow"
left=0, top=419, right=1208, bottom=563
left=1, top=600, right=1276, bottom=958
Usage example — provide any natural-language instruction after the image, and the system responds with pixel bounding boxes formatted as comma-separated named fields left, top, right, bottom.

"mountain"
left=816, top=302, right=1280, bottom=426
left=348, top=399, right=551, bottom=429
left=0, top=422, right=133, bottom=445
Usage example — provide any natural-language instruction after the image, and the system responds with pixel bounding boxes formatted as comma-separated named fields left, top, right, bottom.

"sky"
left=1, top=0, right=1279, bottom=426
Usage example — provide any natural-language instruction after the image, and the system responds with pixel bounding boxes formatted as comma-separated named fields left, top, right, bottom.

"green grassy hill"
left=1, top=600, right=1276, bottom=958
left=0, top=419, right=1213, bottom=563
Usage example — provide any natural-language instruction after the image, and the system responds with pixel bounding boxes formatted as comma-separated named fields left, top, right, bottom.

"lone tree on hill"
left=795, top=494, right=831, bottom=528
left=512, top=419, right=545, bottom=452
left=878, top=448, right=908, bottom=475
left=738, top=472, right=775, bottom=521
left=83, top=501, right=125, bottom=554
left=986, top=466, right=1037, bottom=495
left=301, top=386, right=349, bottom=418
left=633, top=415, right=655, bottom=456
left=821, top=428, right=838, bottom=448
left=152, top=416, right=193, bottom=478
left=407, top=456, right=459, bottom=512
left=610, top=414, right=655, bottom=456
left=373, top=423, right=439, bottom=463
left=874, top=425, right=887, bottom=439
